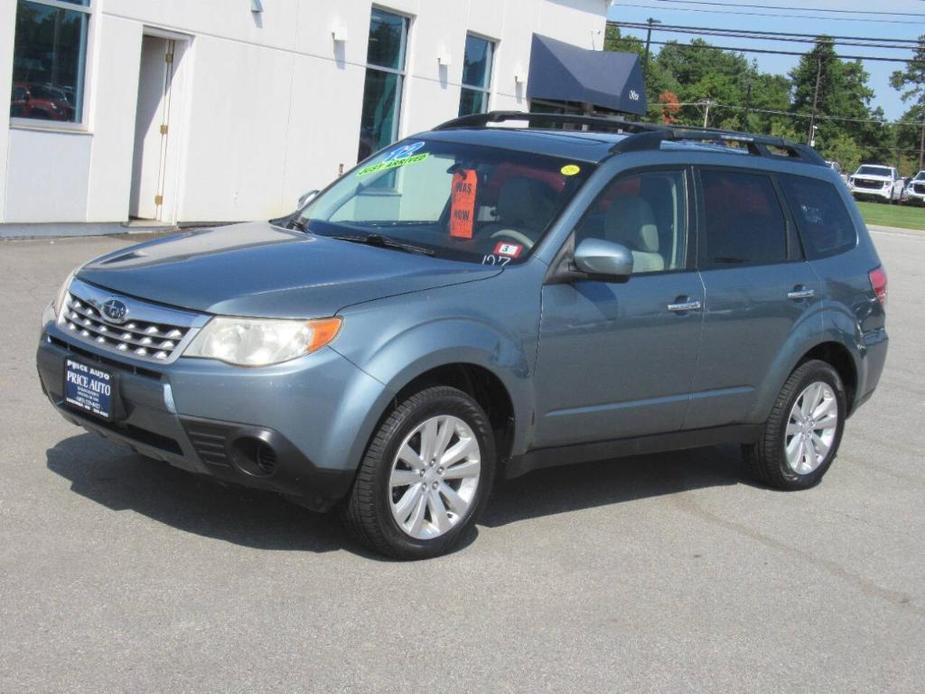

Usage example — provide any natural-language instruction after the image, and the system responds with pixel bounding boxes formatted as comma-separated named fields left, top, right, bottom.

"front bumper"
left=850, top=185, right=892, bottom=201
left=902, top=189, right=925, bottom=205
left=37, top=324, right=388, bottom=510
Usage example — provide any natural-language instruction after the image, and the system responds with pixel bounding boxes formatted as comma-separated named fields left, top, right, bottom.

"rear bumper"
left=36, top=329, right=385, bottom=510
left=852, top=327, right=889, bottom=414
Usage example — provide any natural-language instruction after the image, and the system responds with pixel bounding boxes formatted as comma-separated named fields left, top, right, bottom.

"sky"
left=607, top=0, right=925, bottom=122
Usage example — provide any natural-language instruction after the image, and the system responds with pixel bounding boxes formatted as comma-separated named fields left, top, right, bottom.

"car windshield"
left=856, top=165, right=891, bottom=177
left=286, top=138, right=595, bottom=265
left=915, top=172, right=925, bottom=181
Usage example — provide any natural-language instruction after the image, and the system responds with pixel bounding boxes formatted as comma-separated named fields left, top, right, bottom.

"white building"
left=0, top=0, right=611, bottom=226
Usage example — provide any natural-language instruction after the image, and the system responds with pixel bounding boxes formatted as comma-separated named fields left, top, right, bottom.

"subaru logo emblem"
left=101, top=299, right=128, bottom=324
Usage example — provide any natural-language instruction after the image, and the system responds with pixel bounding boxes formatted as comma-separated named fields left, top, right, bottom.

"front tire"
left=345, top=386, right=496, bottom=559
left=744, top=360, right=846, bottom=490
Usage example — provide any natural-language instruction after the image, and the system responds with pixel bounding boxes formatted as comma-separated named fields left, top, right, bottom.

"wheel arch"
left=795, top=341, right=858, bottom=414
left=390, top=363, right=517, bottom=463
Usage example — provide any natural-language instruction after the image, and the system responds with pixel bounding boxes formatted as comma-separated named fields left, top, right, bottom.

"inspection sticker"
left=560, top=164, right=581, bottom=176
left=493, top=241, right=523, bottom=258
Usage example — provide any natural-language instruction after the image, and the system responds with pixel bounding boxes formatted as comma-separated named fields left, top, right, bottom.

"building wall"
left=0, top=0, right=609, bottom=224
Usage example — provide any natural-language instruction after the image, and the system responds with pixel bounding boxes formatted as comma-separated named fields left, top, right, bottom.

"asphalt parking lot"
left=1, top=228, right=923, bottom=692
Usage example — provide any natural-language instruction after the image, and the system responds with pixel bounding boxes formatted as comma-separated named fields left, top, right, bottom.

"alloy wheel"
left=388, top=415, right=481, bottom=540
left=784, top=381, right=838, bottom=475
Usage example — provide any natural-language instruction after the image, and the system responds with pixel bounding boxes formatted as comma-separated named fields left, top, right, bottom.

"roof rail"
left=433, top=110, right=664, bottom=134
left=432, top=110, right=826, bottom=167
left=612, top=126, right=827, bottom=166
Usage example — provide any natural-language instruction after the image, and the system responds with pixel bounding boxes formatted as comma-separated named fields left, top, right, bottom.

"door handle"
left=787, top=287, right=816, bottom=301
left=667, top=298, right=702, bottom=313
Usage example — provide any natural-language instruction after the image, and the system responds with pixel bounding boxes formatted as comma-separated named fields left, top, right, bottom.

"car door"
left=685, top=166, right=823, bottom=430
left=532, top=167, right=704, bottom=449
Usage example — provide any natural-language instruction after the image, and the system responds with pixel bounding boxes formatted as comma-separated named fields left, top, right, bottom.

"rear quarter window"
left=779, top=175, right=857, bottom=259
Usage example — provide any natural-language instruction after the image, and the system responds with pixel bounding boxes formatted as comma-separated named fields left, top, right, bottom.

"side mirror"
left=297, top=189, right=319, bottom=209
left=573, top=238, right=633, bottom=283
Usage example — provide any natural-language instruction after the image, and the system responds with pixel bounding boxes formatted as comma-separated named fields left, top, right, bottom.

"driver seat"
left=493, top=178, right=555, bottom=235
left=603, top=197, right=665, bottom=273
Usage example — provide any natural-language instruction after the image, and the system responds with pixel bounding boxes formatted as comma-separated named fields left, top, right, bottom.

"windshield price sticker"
left=493, top=241, right=523, bottom=258
left=450, top=169, right=478, bottom=239
left=356, top=141, right=429, bottom=177
left=560, top=164, right=581, bottom=176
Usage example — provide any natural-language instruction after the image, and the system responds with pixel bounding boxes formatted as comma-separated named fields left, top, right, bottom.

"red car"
left=11, top=82, right=75, bottom=121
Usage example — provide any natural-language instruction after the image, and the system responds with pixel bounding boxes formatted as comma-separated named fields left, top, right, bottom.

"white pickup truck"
left=848, top=164, right=903, bottom=203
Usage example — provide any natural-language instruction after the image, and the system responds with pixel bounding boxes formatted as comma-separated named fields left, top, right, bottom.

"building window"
left=358, top=8, right=409, bottom=162
left=459, top=34, right=494, bottom=116
left=10, top=0, right=91, bottom=124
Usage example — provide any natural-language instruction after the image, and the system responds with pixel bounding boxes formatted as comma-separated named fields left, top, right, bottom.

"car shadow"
left=46, top=433, right=355, bottom=555
left=483, top=444, right=750, bottom=527
left=47, top=433, right=752, bottom=555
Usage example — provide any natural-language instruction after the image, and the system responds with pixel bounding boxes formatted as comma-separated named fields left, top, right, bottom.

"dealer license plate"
left=64, top=358, right=113, bottom=420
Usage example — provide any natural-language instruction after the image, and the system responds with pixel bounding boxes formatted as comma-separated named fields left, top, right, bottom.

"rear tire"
left=744, top=360, right=846, bottom=490
left=345, top=386, right=496, bottom=560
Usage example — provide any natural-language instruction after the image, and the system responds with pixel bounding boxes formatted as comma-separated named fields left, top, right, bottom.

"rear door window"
left=699, top=169, right=788, bottom=268
left=779, top=175, right=857, bottom=259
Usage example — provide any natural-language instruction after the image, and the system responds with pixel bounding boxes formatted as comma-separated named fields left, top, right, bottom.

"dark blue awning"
left=526, top=34, right=647, bottom=116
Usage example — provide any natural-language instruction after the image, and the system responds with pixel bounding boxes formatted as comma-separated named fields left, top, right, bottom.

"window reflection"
left=10, top=0, right=90, bottom=124
left=358, top=9, right=409, bottom=162
left=459, top=34, right=494, bottom=117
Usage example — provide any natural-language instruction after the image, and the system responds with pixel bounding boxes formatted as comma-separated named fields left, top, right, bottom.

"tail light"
left=869, top=266, right=888, bottom=307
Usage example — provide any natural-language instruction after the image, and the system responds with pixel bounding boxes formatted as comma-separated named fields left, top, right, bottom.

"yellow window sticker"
left=560, top=164, right=581, bottom=176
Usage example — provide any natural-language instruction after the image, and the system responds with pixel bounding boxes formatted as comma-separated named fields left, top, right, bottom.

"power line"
left=617, top=3, right=925, bottom=24
left=650, top=0, right=925, bottom=18
left=611, top=21, right=923, bottom=51
left=610, top=20, right=923, bottom=47
left=649, top=100, right=921, bottom=126
left=641, top=37, right=925, bottom=63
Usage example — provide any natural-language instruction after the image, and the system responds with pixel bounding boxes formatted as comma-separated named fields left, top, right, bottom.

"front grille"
left=854, top=179, right=884, bottom=190
left=914, top=183, right=925, bottom=194
left=62, top=295, right=188, bottom=360
left=57, top=278, right=205, bottom=364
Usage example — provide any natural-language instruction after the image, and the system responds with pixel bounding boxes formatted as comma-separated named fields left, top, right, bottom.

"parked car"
left=847, top=164, right=903, bottom=203
left=37, top=112, right=889, bottom=559
left=825, top=160, right=843, bottom=182
left=10, top=82, right=75, bottom=121
left=901, top=171, right=925, bottom=205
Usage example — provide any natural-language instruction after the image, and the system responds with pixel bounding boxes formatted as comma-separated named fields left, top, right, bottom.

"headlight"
left=183, top=316, right=342, bottom=366
left=52, top=270, right=76, bottom=320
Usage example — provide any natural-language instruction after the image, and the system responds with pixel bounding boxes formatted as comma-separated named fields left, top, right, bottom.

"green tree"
left=890, top=36, right=925, bottom=170
left=790, top=37, right=891, bottom=166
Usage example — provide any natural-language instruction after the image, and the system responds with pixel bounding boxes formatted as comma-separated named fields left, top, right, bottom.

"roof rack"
left=612, top=126, right=826, bottom=165
left=432, top=110, right=826, bottom=167
left=433, top=110, right=663, bottom=134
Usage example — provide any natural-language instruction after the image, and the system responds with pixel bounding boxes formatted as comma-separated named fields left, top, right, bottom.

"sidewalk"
left=0, top=221, right=178, bottom=240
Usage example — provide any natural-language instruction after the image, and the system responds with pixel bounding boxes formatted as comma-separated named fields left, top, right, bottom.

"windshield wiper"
left=330, top=233, right=434, bottom=256
left=288, top=217, right=310, bottom=233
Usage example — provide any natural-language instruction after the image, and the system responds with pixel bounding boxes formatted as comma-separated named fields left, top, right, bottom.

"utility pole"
left=703, top=99, right=714, bottom=128
left=642, top=18, right=661, bottom=79
left=919, top=97, right=925, bottom=171
left=743, top=82, right=752, bottom=131
left=808, top=54, right=823, bottom=146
